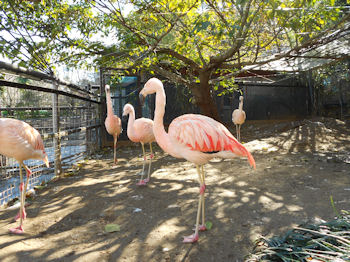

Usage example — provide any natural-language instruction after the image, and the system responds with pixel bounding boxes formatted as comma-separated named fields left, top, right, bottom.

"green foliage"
left=0, top=0, right=347, bottom=117
left=205, top=221, right=213, bottom=230
left=246, top=210, right=350, bottom=261
left=0, top=0, right=103, bottom=71
left=313, top=60, right=350, bottom=96
left=105, top=223, right=121, bottom=233
left=1, top=0, right=344, bottom=74
left=12, top=110, right=51, bottom=121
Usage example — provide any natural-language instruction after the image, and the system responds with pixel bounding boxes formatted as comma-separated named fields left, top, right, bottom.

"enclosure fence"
left=0, top=63, right=101, bottom=205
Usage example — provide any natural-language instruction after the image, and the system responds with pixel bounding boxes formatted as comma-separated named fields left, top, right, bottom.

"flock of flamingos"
left=0, top=77, right=254, bottom=243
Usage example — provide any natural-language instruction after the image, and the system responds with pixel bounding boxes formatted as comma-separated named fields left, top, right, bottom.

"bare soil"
left=0, top=117, right=349, bottom=262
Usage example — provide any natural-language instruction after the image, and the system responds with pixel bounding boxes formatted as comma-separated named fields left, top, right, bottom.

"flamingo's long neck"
left=127, top=107, right=136, bottom=137
left=239, top=99, right=243, bottom=111
left=106, top=90, right=114, bottom=117
left=153, top=85, right=171, bottom=151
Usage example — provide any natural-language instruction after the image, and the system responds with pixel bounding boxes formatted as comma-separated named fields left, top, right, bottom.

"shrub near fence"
left=0, top=68, right=101, bottom=206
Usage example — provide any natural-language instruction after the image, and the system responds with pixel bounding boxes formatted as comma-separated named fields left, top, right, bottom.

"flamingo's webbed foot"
left=9, top=225, right=24, bottom=234
left=136, top=180, right=147, bottom=186
left=193, top=224, right=207, bottom=231
left=198, top=224, right=207, bottom=231
left=14, top=208, right=27, bottom=221
left=183, top=233, right=199, bottom=243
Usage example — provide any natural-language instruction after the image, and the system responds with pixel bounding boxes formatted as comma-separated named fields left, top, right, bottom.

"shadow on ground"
left=0, top=117, right=349, bottom=262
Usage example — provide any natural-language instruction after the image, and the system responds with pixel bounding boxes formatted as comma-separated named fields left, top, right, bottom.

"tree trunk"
left=190, top=72, right=221, bottom=121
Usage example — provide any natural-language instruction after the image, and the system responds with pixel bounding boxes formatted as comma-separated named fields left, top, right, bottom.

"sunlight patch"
left=286, top=204, right=303, bottom=212
left=218, top=189, right=237, bottom=198
left=259, top=195, right=283, bottom=211
left=146, top=218, right=185, bottom=244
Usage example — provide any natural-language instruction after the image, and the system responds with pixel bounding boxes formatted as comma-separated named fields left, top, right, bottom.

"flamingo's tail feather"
left=230, top=137, right=256, bottom=169
left=246, top=150, right=256, bottom=169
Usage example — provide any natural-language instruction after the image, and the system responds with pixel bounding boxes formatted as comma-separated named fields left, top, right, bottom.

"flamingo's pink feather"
left=169, top=114, right=255, bottom=168
left=130, top=118, right=155, bottom=144
left=0, top=118, right=47, bottom=163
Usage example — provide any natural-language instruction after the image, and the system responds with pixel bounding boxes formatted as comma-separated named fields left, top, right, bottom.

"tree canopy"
left=0, top=0, right=349, bottom=119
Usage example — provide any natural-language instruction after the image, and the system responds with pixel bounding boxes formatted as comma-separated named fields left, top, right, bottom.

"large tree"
left=0, top=0, right=349, bottom=120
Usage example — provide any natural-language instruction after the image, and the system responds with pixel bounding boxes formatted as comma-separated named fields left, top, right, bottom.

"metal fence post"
left=86, top=95, right=92, bottom=155
left=99, top=68, right=107, bottom=149
left=52, top=81, right=62, bottom=177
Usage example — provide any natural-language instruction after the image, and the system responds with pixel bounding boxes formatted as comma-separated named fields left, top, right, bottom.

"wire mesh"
left=0, top=73, right=101, bottom=206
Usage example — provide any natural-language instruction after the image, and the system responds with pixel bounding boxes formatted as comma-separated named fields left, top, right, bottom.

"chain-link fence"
left=0, top=64, right=101, bottom=205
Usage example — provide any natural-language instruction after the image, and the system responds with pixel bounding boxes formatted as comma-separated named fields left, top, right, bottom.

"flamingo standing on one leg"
left=232, top=96, right=246, bottom=142
left=123, top=103, right=155, bottom=185
left=104, top=85, right=122, bottom=164
left=0, top=118, right=49, bottom=234
left=139, top=78, right=256, bottom=243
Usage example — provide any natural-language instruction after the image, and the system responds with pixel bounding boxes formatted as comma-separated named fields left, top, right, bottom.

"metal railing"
left=0, top=63, right=101, bottom=205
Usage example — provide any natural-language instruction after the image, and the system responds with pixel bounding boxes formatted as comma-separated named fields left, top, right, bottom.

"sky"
left=0, top=1, right=134, bottom=84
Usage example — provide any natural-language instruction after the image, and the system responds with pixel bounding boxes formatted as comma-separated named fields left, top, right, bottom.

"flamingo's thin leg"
left=200, top=165, right=206, bottom=230
left=145, top=142, right=153, bottom=183
left=21, top=164, right=31, bottom=216
left=9, top=163, right=25, bottom=234
left=235, top=124, right=239, bottom=141
left=238, top=124, right=241, bottom=142
left=113, top=136, right=118, bottom=164
left=137, top=143, right=147, bottom=185
left=183, top=165, right=204, bottom=243
left=14, top=164, right=31, bottom=221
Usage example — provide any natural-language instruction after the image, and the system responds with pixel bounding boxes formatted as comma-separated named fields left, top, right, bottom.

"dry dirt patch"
left=0, top=117, right=349, bottom=262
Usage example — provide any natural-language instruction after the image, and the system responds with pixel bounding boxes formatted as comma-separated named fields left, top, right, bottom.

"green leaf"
left=105, top=224, right=121, bottom=233
left=205, top=221, right=213, bottom=230
left=34, top=185, right=47, bottom=190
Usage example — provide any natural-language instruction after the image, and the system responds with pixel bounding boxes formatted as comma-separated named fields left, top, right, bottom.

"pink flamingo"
left=0, top=118, right=49, bottom=234
left=122, top=103, right=155, bottom=185
left=104, top=85, right=122, bottom=164
left=232, top=96, right=246, bottom=142
left=139, top=78, right=256, bottom=243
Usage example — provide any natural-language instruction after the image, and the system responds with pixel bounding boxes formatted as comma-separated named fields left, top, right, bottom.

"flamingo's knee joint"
left=199, top=184, right=206, bottom=195
left=19, top=182, right=24, bottom=192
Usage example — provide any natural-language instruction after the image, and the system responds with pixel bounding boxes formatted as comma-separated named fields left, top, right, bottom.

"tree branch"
left=208, top=0, right=255, bottom=68
left=210, top=15, right=350, bottom=84
left=149, top=64, right=191, bottom=86
left=156, top=48, right=200, bottom=70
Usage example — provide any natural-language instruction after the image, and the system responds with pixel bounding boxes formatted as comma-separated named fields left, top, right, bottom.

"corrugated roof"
left=245, top=22, right=350, bottom=72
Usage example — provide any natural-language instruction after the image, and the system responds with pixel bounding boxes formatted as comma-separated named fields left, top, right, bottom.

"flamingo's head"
left=43, top=154, right=49, bottom=168
left=42, top=151, right=49, bottom=168
left=105, top=85, right=110, bottom=92
left=33, top=130, right=50, bottom=168
left=122, top=103, right=134, bottom=116
left=139, top=78, right=163, bottom=106
left=239, top=96, right=244, bottom=102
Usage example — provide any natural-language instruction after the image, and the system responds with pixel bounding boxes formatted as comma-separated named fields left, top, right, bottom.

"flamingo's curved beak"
left=139, top=92, right=146, bottom=106
left=43, top=155, right=49, bottom=168
left=122, top=114, right=128, bottom=122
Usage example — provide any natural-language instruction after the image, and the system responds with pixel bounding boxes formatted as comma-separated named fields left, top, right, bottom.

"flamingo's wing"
left=0, top=119, right=42, bottom=158
left=134, top=118, right=155, bottom=142
left=1, top=119, right=43, bottom=150
left=169, top=114, right=256, bottom=168
left=168, top=114, right=238, bottom=152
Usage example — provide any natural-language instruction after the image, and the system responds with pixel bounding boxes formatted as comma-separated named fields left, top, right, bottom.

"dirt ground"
left=0, top=117, right=349, bottom=262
